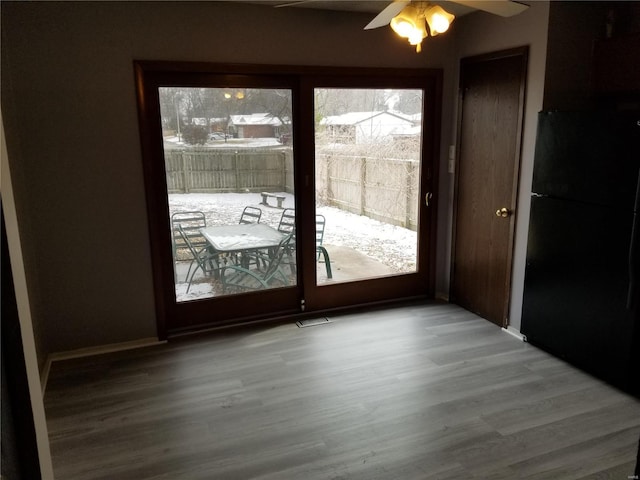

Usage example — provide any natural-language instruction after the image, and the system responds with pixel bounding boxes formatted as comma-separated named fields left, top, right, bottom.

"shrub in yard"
left=182, top=125, right=208, bottom=145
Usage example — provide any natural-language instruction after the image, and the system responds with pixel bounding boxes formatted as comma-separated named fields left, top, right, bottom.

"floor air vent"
left=296, top=317, right=332, bottom=328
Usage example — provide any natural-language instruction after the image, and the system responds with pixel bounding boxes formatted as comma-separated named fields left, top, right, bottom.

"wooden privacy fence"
left=316, top=153, right=420, bottom=231
left=165, top=148, right=293, bottom=194
left=165, top=148, right=419, bottom=231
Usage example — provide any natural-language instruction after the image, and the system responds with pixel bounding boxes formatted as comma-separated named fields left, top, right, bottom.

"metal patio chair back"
left=177, top=225, right=218, bottom=293
left=171, top=211, right=207, bottom=258
left=315, top=214, right=332, bottom=279
left=239, top=206, right=262, bottom=224
left=277, top=208, right=296, bottom=234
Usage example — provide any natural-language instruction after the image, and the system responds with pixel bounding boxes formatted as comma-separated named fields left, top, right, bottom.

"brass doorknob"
left=495, top=207, right=511, bottom=218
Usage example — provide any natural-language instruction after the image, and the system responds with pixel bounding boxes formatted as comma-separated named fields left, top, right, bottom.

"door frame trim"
left=450, top=46, right=529, bottom=326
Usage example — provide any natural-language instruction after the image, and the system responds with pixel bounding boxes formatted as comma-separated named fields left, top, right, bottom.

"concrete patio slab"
left=316, top=244, right=396, bottom=284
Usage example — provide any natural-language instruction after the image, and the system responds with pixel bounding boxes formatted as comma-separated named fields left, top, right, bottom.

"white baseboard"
left=502, top=326, right=526, bottom=342
left=41, top=337, right=166, bottom=394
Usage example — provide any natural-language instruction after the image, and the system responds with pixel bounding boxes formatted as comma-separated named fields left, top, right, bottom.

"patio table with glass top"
left=199, top=223, right=288, bottom=269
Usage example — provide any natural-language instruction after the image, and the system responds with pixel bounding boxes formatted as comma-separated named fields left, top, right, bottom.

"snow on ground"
left=165, top=137, right=283, bottom=149
left=169, top=192, right=417, bottom=273
left=175, top=281, right=214, bottom=303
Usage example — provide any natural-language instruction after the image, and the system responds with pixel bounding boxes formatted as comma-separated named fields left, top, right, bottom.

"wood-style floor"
left=44, top=302, right=640, bottom=479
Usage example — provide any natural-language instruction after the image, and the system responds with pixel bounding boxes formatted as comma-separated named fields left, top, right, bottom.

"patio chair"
left=171, top=211, right=208, bottom=281
left=220, top=233, right=294, bottom=293
left=235, top=206, right=264, bottom=267
left=277, top=208, right=296, bottom=273
left=239, top=206, right=262, bottom=224
left=315, top=214, right=332, bottom=279
left=275, top=210, right=332, bottom=278
left=177, top=225, right=219, bottom=293
left=277, top=208, right=296, bottom=234
left=171, top=211, right=208, bottom=259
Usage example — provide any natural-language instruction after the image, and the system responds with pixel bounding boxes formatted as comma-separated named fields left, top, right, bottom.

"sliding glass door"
left=313, top=87, right=421, bottom=285
left=135, top=63, right=440, bottom=336
left=300, top=77, right=437, bottom=312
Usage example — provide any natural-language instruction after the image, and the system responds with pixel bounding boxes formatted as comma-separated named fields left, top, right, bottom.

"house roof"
left=320, top=110, right=415, bottom=126
left=229, top=113, right=283, bottom=126
left=190, top=117, right=228, bottom=125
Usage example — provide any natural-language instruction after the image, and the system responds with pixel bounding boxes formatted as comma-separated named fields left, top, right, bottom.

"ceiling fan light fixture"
left=407, top=17, right=427, bottom=52
left=390, top=5, right=420, bottom=39
left=424, top=4, right=455, bottom=36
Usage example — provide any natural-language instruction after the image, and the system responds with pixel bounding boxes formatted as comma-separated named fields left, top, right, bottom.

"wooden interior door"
left=451, top=48, right=528, bottom=327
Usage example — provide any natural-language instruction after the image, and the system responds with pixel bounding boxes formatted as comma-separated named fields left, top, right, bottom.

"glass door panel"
left=313, top=88, right=422, bottom=285
left=158, top=87, right=296, bottom=303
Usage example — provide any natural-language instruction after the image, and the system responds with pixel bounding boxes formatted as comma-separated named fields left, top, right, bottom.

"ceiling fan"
left=274, top=0, right=529, bottom=53
left=364, top=0, right=529, bottom=52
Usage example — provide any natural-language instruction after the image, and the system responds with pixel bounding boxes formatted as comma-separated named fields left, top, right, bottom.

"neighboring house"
left=320, top=111, right=417, bottom=144
left=228, top=113, right=285, bottom=138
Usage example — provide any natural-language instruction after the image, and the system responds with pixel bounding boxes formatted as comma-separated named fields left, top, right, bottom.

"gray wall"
left=1, top=1, right=457, bottom=365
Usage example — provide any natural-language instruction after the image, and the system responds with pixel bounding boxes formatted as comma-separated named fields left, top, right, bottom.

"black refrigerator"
left=521, top=110, right=640, bottom=396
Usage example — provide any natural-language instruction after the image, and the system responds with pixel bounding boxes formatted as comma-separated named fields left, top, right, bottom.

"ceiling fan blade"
left=364, top=0, right=410, bottom=30
left=274, top=0, right=315, bottom=7
left=451, top=0, right=529, bottom=17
